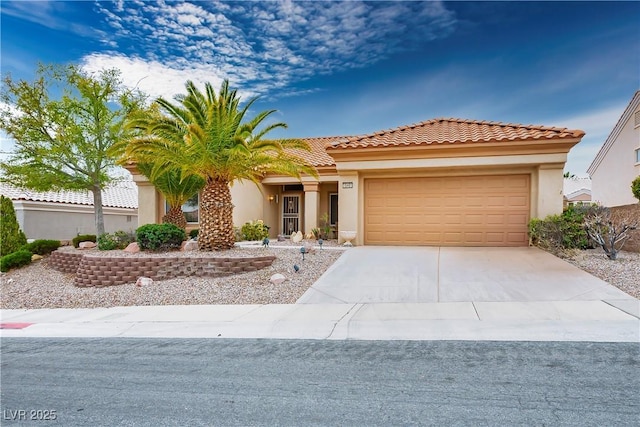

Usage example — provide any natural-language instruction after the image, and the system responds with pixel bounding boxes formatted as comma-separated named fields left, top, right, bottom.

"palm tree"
left=121, top=80, right=317, bottom=250
left=137, top=163, right=204, bottom=230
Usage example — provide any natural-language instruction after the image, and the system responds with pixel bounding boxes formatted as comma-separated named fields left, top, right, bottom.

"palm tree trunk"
left=162, top=205, right=187, bottom=230
left=198, top=178, right=235, bottom=251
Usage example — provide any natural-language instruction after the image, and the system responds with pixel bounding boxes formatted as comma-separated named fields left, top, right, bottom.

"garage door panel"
left=364, top=175, right=530, bottom=246
left=507, top=213, right=528, bottom=225
left=507, top=195, right=528, bottom=207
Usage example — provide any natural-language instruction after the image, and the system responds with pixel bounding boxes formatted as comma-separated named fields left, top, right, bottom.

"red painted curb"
left=0, top=323, right=33, bottom=329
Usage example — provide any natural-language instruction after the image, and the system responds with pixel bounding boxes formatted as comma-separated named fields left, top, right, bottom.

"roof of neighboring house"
left=563, top=177, right=592, bottom=200
left=0, top=181, right=138, bottom=209
left=587, top=90, right=640, bottom=175
left=326, top=118, right=585, bottom=151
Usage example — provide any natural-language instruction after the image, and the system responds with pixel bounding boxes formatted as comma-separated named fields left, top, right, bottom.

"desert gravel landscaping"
left=1, top=244, right=638, bottom=309
left=0, top=242, right=344, bottom=309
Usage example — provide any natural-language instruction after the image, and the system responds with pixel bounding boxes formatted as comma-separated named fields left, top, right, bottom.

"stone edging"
left=47, top=250, right=276, bottom=287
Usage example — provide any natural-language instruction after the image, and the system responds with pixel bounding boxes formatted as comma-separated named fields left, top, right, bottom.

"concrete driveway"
left=296, top=246, right=635, bottom=304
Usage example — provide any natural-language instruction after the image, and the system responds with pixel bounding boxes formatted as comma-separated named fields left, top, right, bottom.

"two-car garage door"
left=364, top=175, right=530, bottom=246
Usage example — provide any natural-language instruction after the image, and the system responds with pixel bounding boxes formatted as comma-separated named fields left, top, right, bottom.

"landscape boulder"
left=270, top=273, right=286, bottom=285
left=181, top=239, right=199, bottom=251
left=123, top=242, right=140, bottom=253
left=78, top=241, right=97, bottom=249
left=136, top=277, right=153, bottom=287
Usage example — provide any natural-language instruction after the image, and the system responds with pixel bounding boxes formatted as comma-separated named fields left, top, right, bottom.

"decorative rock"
left=123, top=242, right=140, bottom=253
left=181, top=239, right=199, bottom=251
left=292, top=231, right=303, bottom=243
left=340, top=230, right=357, bottom=247
left=135, top=276, right=153, bottom=287
left=277, top=235, right=286, bottom=242
left=78, top=241, right=97, bottom=249
left=270, top=273, right=286, bottom=284
left=31, top=254, right=43, bottom=261
left=303, top=244, right=315, bottom=254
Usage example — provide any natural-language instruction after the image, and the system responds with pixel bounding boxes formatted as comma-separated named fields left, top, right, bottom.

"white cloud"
left=80, top=53, right=255, bottom=101
left=556, top=103, right=626, bottom=175
left=90, top=0, right=457, bottom=99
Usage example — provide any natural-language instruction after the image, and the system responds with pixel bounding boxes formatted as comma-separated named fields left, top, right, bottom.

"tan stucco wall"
left=337, top=171, right=359, bottom=244
left=136, top=182, right=159, bottom=227
left=590, top=108, right=640, bottom=207
left=230, top=180, right=265, bottom=227
left=14, top=201, right=137, bottom=240
left=535, top=165, right=565, bottom=218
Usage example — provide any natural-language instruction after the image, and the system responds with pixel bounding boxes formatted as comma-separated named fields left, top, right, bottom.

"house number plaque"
left=342, top=182, right=354, bottom=189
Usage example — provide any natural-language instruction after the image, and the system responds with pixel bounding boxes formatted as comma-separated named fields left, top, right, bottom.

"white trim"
left=335, top=153, right=568, bottom=171
left=262, top=175, right=340, bottom=184
left=587, top=91, right=640, bottom=175
left=11, top=200, right=137, bottom=215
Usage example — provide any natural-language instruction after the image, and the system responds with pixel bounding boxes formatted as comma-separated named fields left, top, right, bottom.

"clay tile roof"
left=286, top=136, right=350, bottom=167
left=0, top=181, right=138, bottom=209
left=326, top=118, right=585, bottom=150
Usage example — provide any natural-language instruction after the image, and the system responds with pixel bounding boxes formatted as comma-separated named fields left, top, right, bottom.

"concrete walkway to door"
left=296, top=246, right=634, bottom=304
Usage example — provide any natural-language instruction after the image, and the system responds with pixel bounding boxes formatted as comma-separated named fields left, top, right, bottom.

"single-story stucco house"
left=128, top=117, right=584, bottom=247
left=587, top=90, right=640, bottom=207
left=0, top=181, right=138, bottom=240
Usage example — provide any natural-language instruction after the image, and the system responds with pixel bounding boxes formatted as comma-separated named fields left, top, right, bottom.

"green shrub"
left=72, top=234, right=97, bottom=248
left=0, top=249, right=32, bottom=272
left=97, top=230, right=135, bottom=251
left=1, top=195, right=27, bottom=256
left=21, top=239, right=60, bottom=255
left=529, top=205, right=592, bottom=253
left=136, top=223, right=186, bottom=251
left=189, top=229, right=199, bottom=239
left=233, top=227, right=243, bottom=242
left=240, top=220, right=270, bottom=241
left=632, top=176, right=640, bottom=202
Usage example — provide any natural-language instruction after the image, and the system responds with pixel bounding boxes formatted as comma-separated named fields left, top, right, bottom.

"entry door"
left=282, top=195, right=300, bottom=235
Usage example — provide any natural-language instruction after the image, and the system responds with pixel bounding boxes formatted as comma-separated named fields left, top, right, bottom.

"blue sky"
left=1, top=1, right=639, bottom=175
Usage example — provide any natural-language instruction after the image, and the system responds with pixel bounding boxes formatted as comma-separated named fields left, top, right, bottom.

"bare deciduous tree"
left=584, top=206, right=638, bottom=260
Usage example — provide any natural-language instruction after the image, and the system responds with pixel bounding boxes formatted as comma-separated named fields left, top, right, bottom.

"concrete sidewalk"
left=2, top=246, right=638, bottom=342
left=2, top=299, right=638, bottom=342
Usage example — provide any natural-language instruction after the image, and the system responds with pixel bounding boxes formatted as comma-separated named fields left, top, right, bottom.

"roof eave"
left=587, top=90, right=640, bottom=176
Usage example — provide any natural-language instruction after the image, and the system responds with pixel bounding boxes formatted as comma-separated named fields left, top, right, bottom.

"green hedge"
left=529, top=205, right=592, bottom=251
left=240, top=220, right=270, bottom=241
left=1, top=195, right=27, bottom=256
left=21, top=239, right=61, bottom=255
left=0, top=249, right=32, bottom=272
left=136, top=223, right=186, bottom=251
left=632, top=176, right=640, bottom=202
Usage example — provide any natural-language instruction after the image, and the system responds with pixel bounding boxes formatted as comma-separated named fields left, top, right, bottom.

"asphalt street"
left=1, top=339, right=638, bottom=426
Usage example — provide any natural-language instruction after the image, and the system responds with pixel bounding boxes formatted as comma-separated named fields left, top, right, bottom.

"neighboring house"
left=128, top=118, right=584, bottom=247
left=587, top=91, right=640, bottom=207
left=0, top=181, right=138, bottom=240
left=563, top=177, right=592, bottom=206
